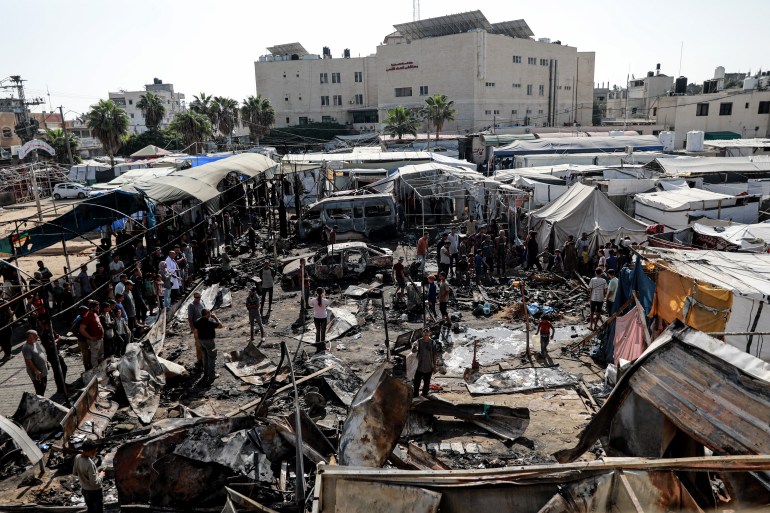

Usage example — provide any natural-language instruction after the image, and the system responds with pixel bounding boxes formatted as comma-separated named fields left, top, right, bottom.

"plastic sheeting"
left=493, top=135, right=664, bottom=157
left=529, top=183, right=648, bottom=253
left=613, top=305, right=647, bottom=364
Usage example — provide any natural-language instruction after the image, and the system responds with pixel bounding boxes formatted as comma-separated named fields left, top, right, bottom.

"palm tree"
left=420, top=94, right=456, bottom=140
left=169, top=110, right=212, bottom=154
left=44, top=128, right=80, bottom=165
left=212, top=96, right=240, bottom=144
left=240, top=95, right=275, bottom=144
left=86, top=99, right=130, bottom=168
left=383, top=105, right=419, bottom=141
left=190, top=92, right=218, bottom=129
left=137, top=92, right=167, bottom=132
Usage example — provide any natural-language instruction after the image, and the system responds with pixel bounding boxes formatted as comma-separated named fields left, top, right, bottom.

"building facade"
left=108, top=78, right=186, bottom=134
left=254, top=11, right=595, bottom=134
left=605, top=68, right=674, bottom=122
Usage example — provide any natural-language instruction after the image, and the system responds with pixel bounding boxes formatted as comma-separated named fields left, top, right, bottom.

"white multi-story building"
left=108, top=78, right=186, bottom=134
left=254, top=11, right=595, bottom=134
left=605, top=65, right=674, bottom=122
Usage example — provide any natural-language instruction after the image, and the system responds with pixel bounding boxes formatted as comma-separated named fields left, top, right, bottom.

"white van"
left=297, top=193, right=396, bottom=240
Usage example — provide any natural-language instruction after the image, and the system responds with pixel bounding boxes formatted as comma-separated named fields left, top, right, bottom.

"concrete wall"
left=655, top=89, right=770, bottom=148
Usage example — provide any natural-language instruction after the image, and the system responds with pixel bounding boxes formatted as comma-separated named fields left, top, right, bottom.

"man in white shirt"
left=447, top=227, right=460, bottom=276
left=109, top=254, right=124, bottom=284
left=588, top=267, right=607, bottom=331
left=164, top=251, right=181, bottom=303
left=605, top=269, right=619, bottom=315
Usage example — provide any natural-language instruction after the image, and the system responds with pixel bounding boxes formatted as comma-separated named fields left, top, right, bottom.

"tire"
left=53, top=193, right=61, bottom=200
left=77, top=192, right=86, bottom=199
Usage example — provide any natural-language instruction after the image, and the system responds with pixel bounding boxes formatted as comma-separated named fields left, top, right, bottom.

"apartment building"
left=254, top=11, right=595, bottom=134
left=108, top=78, right=186, bottom=134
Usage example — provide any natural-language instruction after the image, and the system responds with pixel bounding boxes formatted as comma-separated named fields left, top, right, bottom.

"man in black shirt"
left=193, top=309, right=222, bottom=385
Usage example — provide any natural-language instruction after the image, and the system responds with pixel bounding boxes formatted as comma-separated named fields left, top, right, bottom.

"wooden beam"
left=617, top=469, right=646, bottom=513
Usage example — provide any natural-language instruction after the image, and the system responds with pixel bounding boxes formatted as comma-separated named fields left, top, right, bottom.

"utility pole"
left=59, top=106, right=74, bottom=166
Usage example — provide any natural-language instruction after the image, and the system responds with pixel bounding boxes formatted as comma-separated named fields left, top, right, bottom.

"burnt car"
left=282, top=242, right=393, bottom=285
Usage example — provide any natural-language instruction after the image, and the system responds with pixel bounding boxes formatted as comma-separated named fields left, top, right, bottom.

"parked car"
left=282, top=242, right=393, bottom=285
left=52, top=182, right=91, bottom=200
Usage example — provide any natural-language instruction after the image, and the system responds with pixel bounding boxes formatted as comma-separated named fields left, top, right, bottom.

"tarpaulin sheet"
left=465, top=367, right=576, bottom=395
left=684, top=282, right=732, bottom=333
left=650, top=267, right=692, bottom=325
left=493, top=135, right=664, bottom=157
left=614, top=305, right=647, bottom=364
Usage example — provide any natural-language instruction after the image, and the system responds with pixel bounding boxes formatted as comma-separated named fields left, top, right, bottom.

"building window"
left=395, top=87, right=412, bottom=97
left=512, top=83, right=521, bottom=89
left=485, top=82, right=495, bottom=87
left=526, top=109, right=532, bottom=114
left=284, top=96, right=289, bottom=101
left=333, top=95, right=343, bottom=106
left=419, top=85, right=429, bottom=96
left=322, top=116, right=333, bottom=123
left=652, top=107, right=657, bottom=116
left=513, top=55, right=521, bottom=63
left=354, top=71, right=363, bottom=83
left=485, top=110, right=491, bottom=115
left=538, top=109, right=544, bottom=114
left=493, top=110, right=500, bottom=115
left=696, top=103, right=709, bottom=116
left=528, top=57, right=536, bottom=65
left=320, top=73, right=328, bottom=84
left=538, top=85, right=545, bottom=96
left=758, top=101, right=770, bottom=114
left=128, top=99, right=133, bottom=105
left=321, top=96, right=329, bottom=106
left=631, top=107, right=638, bottom=114
left=540, top=58, right=549, bottom=66
left=299, top=117, right=308, bottom=125
left=332, top=72, right=341, bottom=83
left=286, top=117, right=290, bottom=124
left=354, top=94, right=363, bottom=105
left=719, top=102, right=733, bottom=116
left=526, top=84, right=533, bottom=96
left=746, top=102, right=750, bottom=109
left=1, top=127, right=11, bottom=138
left=511, top=110, right=517, bottom=115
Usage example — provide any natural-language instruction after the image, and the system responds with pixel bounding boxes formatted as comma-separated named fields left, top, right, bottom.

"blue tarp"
left=182, top=155, right=232, bottom=167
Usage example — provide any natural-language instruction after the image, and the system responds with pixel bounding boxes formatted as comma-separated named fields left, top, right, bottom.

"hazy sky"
left=4, top=0, right=768, bottom=118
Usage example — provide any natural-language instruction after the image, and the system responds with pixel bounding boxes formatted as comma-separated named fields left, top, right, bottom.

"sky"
left=3, top=0, right=769, bottom=119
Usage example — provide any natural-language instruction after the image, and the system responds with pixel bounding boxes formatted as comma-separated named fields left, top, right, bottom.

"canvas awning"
left=130, top=145, right=172, bottom=159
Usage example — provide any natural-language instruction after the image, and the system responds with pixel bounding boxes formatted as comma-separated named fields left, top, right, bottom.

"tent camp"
left=648, top=248, right=770, bottom=362
left=130, top=145, right=172, bottom=159
left=492, top=135, right=664, bottom=159
left=529, top=183, right=648, bottom=252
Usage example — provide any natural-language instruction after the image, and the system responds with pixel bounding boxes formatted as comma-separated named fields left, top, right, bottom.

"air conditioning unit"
left=349, top=100, right=355, bottom=104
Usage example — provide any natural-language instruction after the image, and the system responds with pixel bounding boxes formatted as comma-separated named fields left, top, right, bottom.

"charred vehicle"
left=296, top=194, right=396, bottom=241
left=282, top=242, right=393, bottom=285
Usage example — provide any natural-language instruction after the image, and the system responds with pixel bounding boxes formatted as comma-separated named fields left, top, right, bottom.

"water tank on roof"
left=714, top=66, right=725, bottom=79
left=658, top=131, right=675, bottom=151
left=344, top=48, right=350, bottom=58
left=647, top=71, right=654, bottom=78
left=675, top=76, right=687, bottom=94
left=744, top=77, right=759, bottom=91
left=686, top=131, right=705, bottom=152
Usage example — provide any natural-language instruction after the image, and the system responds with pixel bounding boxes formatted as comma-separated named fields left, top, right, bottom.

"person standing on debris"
left=393, top=256, right=408, bottom=300
left=577, top=233, right=591, bottom=275
left=447, top=227, right=460, bottom=276
left=123, top=280, right=138, bottom=335
left=474, top=250, right=487, bottom=284
left=72, top=305, right=90, bottom=369
left=164, top=250, right=181, bottom=303
left=465, top=216, right=476, bottom=239
left=260, top=261, right=275, bottom=315
left=411, top=328, right=437, bottom=398
left=426, top=274, right=437, bottom=317
left=438, top=241, right=451, bottom=278
left=246, top=288, right=265, bottom=344
left=605, top=269, right=619, bottom=315
left=73, top=440, right=103, bottom=513
left=114, top=274, right=128, bottom=297
left=194, top=309, right=222, bottom=385
left=0, top=291, right=14, bottom=361
left=495, top=229, right=508, bottom=277
left=299, top=258, right=312, bottom=312
left=100, top=302, right=115, bottom=358
left=247, top=223, right=257, bottom=255
left=535, top=315, right=555, bottom=358
left=481, top=234, right=495, bottom=274
left=438, top=272, right=452, bottom=326
left=79, top=300, right=105, bottom=369
left=552, top=249, right=564, bottom=274
left=188, top=292, right=206, bottom=370
left=436, top=233, right=448, bottom=266
left=310, top=288, right=331, bottom=351
left=525, top=231, right=542, bottom=271
left=157, top=262, right=171, bottom=309
left=23, top=330, right=48, bottom=395
left=588, top=268, right=608, bottom=331
left=562, top=238, right=577, bottom=277
left=114, top=307, right=130, bottom=356
left=416, top=233, right=428, bottom=277
left=37, top=318, right=67, bottom=394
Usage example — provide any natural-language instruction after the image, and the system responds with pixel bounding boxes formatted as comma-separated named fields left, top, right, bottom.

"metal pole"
left=520, top=281, right=530, bottom=356
left=280, top=341, right=306, bottom=512
left=59, top=106, right=74, bottom=166
left=381, top=293, right=390, bottom=361
left=30, top=160, right=43, bottom=223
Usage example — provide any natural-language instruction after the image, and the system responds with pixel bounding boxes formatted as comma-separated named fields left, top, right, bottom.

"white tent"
left=529, top=183, right=648, bottom=252
left=692, top=222, right=770, bottom=252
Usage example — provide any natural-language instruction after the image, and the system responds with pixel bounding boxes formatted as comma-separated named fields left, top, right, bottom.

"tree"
left=44, top=128, right=81, bottom=165
left=241, top=95, right=275, bottom=144
left=420, top=94, right=455, bottom=140
left=190, top=92, right=218, bottom=128
left=120, top=127, right=182, bottom=157
left=86, top=99, right=130, bottom=168
left=169, top=110, right=212, bottom=154
left=383, top=105, right=419, bottom=141
left=212, top=96, right=239, bottom=143
left=136, top=92, right=167, bottom=132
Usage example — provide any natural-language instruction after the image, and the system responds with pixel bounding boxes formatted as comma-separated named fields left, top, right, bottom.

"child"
left=474, top=251, right=487, bottom=284
left=426, top=274, right=437, bottom=318
left=535, top=315, right=555, bottom=358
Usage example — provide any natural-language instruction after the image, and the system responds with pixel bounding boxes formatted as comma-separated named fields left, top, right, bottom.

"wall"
left=655, top=89, right=770, bottom=148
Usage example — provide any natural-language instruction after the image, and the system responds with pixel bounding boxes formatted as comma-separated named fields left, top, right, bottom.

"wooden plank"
left=616, top=470, right=646, bottom=513
left=279, top=461, right=288, bottom=491
left=578, top=381, right=599, bottom=412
